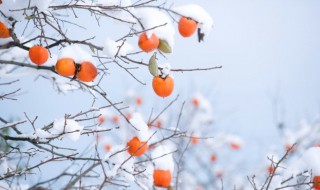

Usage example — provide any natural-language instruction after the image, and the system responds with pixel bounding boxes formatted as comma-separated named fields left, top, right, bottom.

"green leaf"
left=158, top=39, right=172, bottom=53
left=148, top=52, right=158, bottom=77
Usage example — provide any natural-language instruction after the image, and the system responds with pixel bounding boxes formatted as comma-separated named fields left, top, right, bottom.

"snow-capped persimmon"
left=152, top=76, right=174, bottom=98
left=127, top=136, right=148, bottom=156
left=138, top=32, right=159, bottom=53
left=313, top=176, right=320, bottom=190
left=55, top=58, right=76, bottom=77
left=76, top=61, right=98, bottom=82
left=178, top=17, right=198, bottom=37
left=29, top=45, right=49, bottom=65
left=0, top=21, right=10, bottom=38
left=153, top=169, right=172, bottom=188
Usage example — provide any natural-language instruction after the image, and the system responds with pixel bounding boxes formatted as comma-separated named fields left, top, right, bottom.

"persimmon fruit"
left=178, top=17, right=198, bottom=37
left=29, top=45, right=49, bottom=65
left=127, top=136, right=148, bottom=156
left=267, top=166, right=275, bottom=174
left=153, top=169, right=172, bottom=188
left=192, top=98, right=199, bottom=107
left=285, top=144, right=295, bottom=153
left=105, top=144, right=111, bottom=151
left=0, top=21, right=10, bottom=38
left=112, top=115, right=120, bottom=123
left=98, top=116, right=106, bottom=124
left=155, top=120, right=162, bottom=128
left=191, top=137, right=200, bottom=144
left=138, top=32, right=159, bottom=53
left=76, top=61, right=98, bottom=82
left=230, top=143, right=240, bottom=150
left=55, top=58, right=76, bottom=77
left=210, top=154, right=217, bottom=162
left=135, top=97, right=142, bottom=105
left=313, top=176, right=320, bottom=190
left=152, top=76, right=174, bottom=98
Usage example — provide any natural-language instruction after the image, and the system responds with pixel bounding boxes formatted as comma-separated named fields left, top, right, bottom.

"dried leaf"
left=167, top=186, right=173, bottom=190
left=89, top=45, right=95, bottom=53
left=25, top=16, right=33, bottom=20
left=158, top=39, right=172, bottom=53
left=148, top=52, right=158, bottom=77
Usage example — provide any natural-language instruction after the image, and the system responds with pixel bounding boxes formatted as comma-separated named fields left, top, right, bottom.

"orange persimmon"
left=127, top=136, right=148, bottom=156
left=98, top=116, right=106, bottom=124
left=0, top=21, right=10, bottom=38
left=314, top=176, right=320, bottom=190
left=210, top=154, right=217, bottom=162
left=192, top=97, right=199, bottom=107
left=29, top=45, right=49, bottom=65
left=178, top=17, right=198, bottom=37
left=267, top=166, right=275, bottom=174
left=135, top=97, right=142, bottom=105
left=105, top=144, right=111, bottom=151
left=152, top=76, right=174, bottom=98
left=230, top=143, right=240, bottom=150
left=55, top=58, right=76, bottom=76
left=76, top=61, right=98, bottom=82
left=138, top=32, right=159, bottom=53
left=191, top=137, right=200, bottom=144
left=153, top=169, right=172, bottom=188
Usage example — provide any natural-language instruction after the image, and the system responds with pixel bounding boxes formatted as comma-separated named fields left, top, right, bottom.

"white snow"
left=0, top=1, right=29, bottom=21
left=151, top=145, right=175, bottom=173
left=99, top=108, right=113, bottom=120
left=158, top=62, right=171, bottom=78
left=59, top=45, right=94, bottom=64
left=0, top=0, right=52, bottom=19
left=226, top=135, right=244, bottom=146
left=173, top=4, right=213, bottom=36
left=53, top=118, right=83, bottom=142
left=0, top=159, right=12, bottom=177
left=35, top=128, right=53, bottom=139
left=103, top=38, right=133, bottom=58
left=33, top=0, right=52, bottom=12
left=135, top=8, right=175, bottom=49
left=129, top=112, right=150, bottom=142
left=105, top=144, right=135, bottom=179
left=299, top=147, right=320, bottom=175
left=95, top=0, right=133, bottom=6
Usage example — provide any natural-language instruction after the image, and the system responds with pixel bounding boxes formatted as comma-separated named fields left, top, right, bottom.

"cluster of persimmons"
left=2, top=21, right=98, bottom=82
left=29, top=45, right=98, bottom=82
left=2, top=16, right=199, bottom=98
left=139, top=16, right=198, bottom=98
left=1, top=16, right=199, bottom=188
